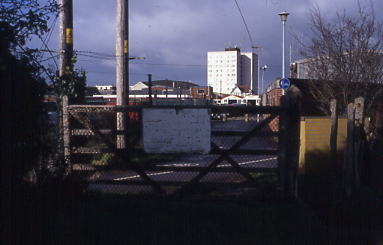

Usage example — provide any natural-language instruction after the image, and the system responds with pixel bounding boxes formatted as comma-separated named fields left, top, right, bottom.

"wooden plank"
left=226, top=114, right=279, bottom=152
left=209, top=149, right=278, bottom=155
left=210, top=142, right=256, bottom=183
left=211, top=131, right=279, bottom=137
left=89, top=180, right=271, bottom=187
left=344, top=103, right=355, bottom=198
left=175, top=154, right=227, bottom=195
left=68, top=104, right=285, bottom=114
left=68, top=105, right=117, bottom=113
left=143, top=166, right=278, bottom=172
left=72, top=147, right=113, bottom=154
left=72, top=164, right=96, bottom=171
left=71, top=129, right=114, bottom=136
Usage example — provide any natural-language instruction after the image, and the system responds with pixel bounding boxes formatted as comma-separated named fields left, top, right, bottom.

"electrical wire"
left=37, top=13, right=59, bottom=69
left=129, top=62, right=205, bottom=67
left=233, top=0, right=254, bottom=46
left=76, top=53, right=116, bottom=60
left=76, top=50, right=116, bottom=58
left=39, top=54, right=60, bottom=63
left=35, top=49, right=206, bottom=68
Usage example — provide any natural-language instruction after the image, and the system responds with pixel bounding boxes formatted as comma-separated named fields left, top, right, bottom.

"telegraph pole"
left=147, top=74, right=153, bottom=105
left=116, top=0, right=129, bottom=149
left=59, top=0, right=73, bottom=172
left=59, top=0, right=73, bottom=76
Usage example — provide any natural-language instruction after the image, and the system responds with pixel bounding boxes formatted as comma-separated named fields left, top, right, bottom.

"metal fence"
left=63, top=95, right=300, bottom=197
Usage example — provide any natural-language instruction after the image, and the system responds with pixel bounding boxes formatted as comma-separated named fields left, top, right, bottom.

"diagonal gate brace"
left=175, top=114, right=278, bottom=195
left=70, top=111, right=165, bottom=194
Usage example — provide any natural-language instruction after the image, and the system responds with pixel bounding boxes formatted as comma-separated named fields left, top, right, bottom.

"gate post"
left=278, top=97, right=288, bottom=196
left=62, top=95, right=72, bottom=173
left=280, top=93, right=301, bottom=198
left=344, top=97, right=366, bottom=198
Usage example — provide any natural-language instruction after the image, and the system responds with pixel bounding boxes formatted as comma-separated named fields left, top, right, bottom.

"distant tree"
left=300, top=3, right=383, bottom=115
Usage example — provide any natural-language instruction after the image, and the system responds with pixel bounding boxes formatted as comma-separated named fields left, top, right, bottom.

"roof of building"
left=130, top=88, right=191, bottom=96
left=190, top=86, right=212, bottom=89
left=222, top=95, right=244, bottom=99
left=140, top=80, right=198, bottom=90
left=225, top=47, right=241, bottom=52
left=230, top=85, right=251, bottom=94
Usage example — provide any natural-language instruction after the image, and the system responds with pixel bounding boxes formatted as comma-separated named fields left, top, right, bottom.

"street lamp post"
left=278, top=11, right=289, bottom=95
left=260, top=65, right=268, bottom=94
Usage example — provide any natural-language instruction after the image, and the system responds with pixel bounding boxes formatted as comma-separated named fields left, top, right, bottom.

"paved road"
left=87, top=119, right=278, bottom=194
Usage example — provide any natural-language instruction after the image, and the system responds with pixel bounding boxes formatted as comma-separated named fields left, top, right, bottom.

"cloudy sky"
left=39, top=0, right=383, bottom=92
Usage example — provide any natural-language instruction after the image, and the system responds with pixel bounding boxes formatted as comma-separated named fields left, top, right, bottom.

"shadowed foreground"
left=5, top=182, right=383, bottom=245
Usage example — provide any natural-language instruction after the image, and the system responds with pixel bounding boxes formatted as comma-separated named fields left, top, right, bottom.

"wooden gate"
left=63, top=95, right=300, bottom=197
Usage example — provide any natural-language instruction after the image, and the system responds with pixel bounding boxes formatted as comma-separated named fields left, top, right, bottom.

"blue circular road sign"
left=279, top=78, right=291, bottom=90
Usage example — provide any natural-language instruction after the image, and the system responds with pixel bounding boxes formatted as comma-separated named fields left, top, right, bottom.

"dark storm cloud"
left=40, top=0, right=383, bottom=89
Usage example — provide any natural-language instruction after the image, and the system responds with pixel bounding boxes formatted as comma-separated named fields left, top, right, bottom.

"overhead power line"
left=39, top=54, right=60, bottom=63
left=129, top=62, right=205, bottom=67
left=76, top=50, right=116, bottom=58
left=36, top=49, right=206, bottom=68
left=37, top=13, right=60, bottom=70
left=233, top=0, right=254, bottom=46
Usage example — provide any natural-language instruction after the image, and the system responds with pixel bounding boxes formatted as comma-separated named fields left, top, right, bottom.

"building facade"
left=290, top=58, right=312, bottom=79
left=190, top=86, right=213, bottom=99
left=207, top=47, right=258, bottom=95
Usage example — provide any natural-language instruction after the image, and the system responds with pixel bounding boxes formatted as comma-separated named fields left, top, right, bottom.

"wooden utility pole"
left=59, top=0, right=73, bottom=76
left=59, top=0, right=73, bottom=173
left=116, top=0, right=129, bottom=149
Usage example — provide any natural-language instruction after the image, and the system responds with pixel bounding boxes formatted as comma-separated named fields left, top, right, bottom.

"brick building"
left=262, top=79, right=283, bottom=131
left=190, top=86, right=213, bottom=99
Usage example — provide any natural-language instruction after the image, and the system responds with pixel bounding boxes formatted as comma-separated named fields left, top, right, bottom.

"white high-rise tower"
left=207, top=47, right=258, bottom=95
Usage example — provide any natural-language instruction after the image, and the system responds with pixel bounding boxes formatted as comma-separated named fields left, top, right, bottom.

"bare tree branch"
left=299, top=3, right=383, bottom=115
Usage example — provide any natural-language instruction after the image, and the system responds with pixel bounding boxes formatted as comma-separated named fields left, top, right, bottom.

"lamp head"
left=278, top=12, right=290, bottom=22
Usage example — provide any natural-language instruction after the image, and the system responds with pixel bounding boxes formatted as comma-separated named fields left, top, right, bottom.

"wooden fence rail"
left=62, top=94, right=301, bottom=197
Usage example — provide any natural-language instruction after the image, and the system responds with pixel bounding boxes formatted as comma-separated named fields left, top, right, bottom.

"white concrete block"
left=143, top=109, right=211, bottom=154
